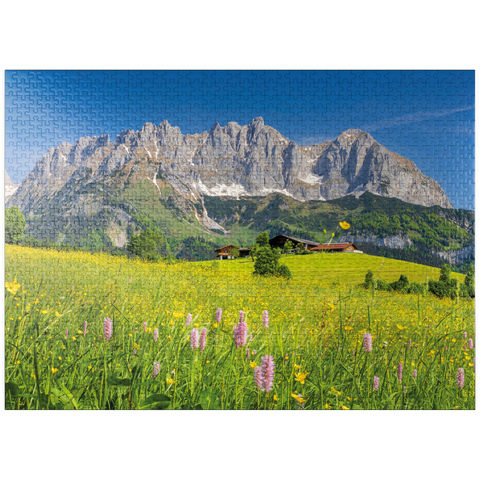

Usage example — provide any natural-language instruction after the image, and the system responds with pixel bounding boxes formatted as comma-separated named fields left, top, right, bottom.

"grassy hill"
left=199, top=251, right=466, bottom=286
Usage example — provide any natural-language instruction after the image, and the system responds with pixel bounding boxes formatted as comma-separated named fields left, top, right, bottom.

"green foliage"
left=405, top=281, right=425, bottom=295
left=390, top=274, right=409, bottom=292
left=249, top=243, right=259, bottom=260
left=256, top=231, right=270, bottom=247
left=295, top=250, right=314, bottom=255
left=5, top=206, right=26, bottom=244
left=439, top=264, right=451, bottom=283
left=465, top=263, right=474, bottom=287
left=230, top=247, right=240, bottom=258
left=276, top=264, right=292, bottom=280
left=428, top=264, right=458, bottom=299
left=126, top=228, right=163, bottom=262
left=375, top=279, right=392, bottom=291
left=283, top=239, right=294, bottom=254
left=363, top=270, right=374, bottom=289
left=460, top=263, right=475, bottom=298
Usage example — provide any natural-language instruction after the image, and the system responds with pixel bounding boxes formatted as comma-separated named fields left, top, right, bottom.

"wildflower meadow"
left=5, top=244, right=475, bottom=410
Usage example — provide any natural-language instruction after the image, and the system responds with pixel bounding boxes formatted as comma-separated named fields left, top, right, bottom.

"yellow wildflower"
left=291, top=394, right=306, bottom=403
left=55, top=311, right=61, bottom=318
left=167, top=378, right=175, bottom=385
left=5, top=279, right=21, bottom=295
left=341, top=405, right=350, bottom=410
left=41, top=309, right=48, bottom=314
left=339, top=221, right=350, bottom=230
left=295, top=371, right=308, bottom=384
left=250, top=361, right=257, bottom=368
left=51, top=367, right=58, bottom=374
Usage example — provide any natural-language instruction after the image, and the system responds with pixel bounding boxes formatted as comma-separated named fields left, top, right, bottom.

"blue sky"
left=5, top=70, right=474, bottom=209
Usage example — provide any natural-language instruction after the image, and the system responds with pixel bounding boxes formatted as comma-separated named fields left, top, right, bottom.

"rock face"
left=5, top=169, right=19, bottom=201
left=337, top=233, right=413, bottom=249
left=7, top=119, right=453, bottom=218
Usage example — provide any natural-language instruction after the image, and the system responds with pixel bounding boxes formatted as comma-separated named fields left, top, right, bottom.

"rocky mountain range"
left=5, top=169, right=19, bottom=201
left=6, top=117, right=468, bottom=265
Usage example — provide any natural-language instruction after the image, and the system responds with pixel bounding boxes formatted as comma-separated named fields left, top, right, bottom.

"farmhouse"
left=269, top=234, right=320, bottom=251
left=214, top=245, right=251, bottom=260
left=310, top=242, right=362, bottom=253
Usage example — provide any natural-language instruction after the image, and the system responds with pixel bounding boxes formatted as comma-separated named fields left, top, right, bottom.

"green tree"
left=439, top=264, right=451, bottom=283
left=256, top=231, right=270, bottom=247
left=461, top=263, right=475, bottom=298
left=465, top=263, right=474, bottom=287
left=126, top=228, right=163, bottom=262
left=250, top=243, right=259, bottom=261
left=253, top=245, right=280, bottom=276
left=283, top=239, right=294, bottom=256
left=5, top=206, right=26, bottom=244
left=230, top=247, right=240, bottom=259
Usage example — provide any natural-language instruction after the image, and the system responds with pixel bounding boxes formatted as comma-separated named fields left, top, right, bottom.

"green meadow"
left=5, top=245, right=475, bottom=410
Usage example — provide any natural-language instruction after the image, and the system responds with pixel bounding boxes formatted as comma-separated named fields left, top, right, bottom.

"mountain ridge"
left=7, top=118, right=452, bottom=216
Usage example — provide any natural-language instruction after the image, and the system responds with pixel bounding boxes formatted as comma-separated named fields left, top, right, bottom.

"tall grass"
left=5, top=245, right=475, bottom=409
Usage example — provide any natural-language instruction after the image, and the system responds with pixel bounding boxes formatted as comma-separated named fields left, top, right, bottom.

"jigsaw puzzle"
left=4, top=70, right=475, bottom=410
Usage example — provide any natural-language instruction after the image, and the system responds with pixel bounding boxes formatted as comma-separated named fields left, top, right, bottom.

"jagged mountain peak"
left=8, top=118, right=453, bottom=221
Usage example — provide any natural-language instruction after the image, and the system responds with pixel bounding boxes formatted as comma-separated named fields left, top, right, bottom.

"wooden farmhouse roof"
left=269, top=234, right=319, bottom=247
left=214, top=244, right=236, bottom=252
left=311, top=242, right=359, bottom=251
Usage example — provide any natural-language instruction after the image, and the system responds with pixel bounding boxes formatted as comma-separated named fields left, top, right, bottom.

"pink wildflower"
left=200, top=327, right=207, bottom=351
left=216, top=308, right=222, bottom=323
left=83, top=321, right=87, bottom=336
left=469, top=339, right=474, bottom=349
left=190, top=328, right=199, bottom=350
left=185, top=313, right=192, bottom=328
left=246, top=348, right=250, bottom=360
left=103, top=318, right=112, bottom=341
left=233, top=318, right=248, bottom=348
left=254, top=366, right=264, bottom=391
left=263, top=310, right=269, bottom=328
left=262, top=355, right=275, bottom=392
left=143, top=322, right=147, bottom=333
left=154, top=328, right=159, bottom=342
left=457, top=368, right=465, bottom=389
left=65, top=329, right=69, bottom=340
left=398, top=363, right=403, bottom=383
left=413, top=369, right=417, bottom=379
left=373, top=376, right=380, bottom=391
left=464, top=332, right=468, bottom=339
left=363, top=332, right=372, bottom=353
left=153, top=361, right=160, bottom=379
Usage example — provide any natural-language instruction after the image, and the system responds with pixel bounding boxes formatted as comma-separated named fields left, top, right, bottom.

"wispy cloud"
left=361, top=105, right=475, bottom=132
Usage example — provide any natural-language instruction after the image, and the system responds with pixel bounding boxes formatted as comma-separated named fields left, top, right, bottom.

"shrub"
left=389, top=274, right=409, bottom=292
left=363, top=270, right=374, bottom=289
left=428, top=278, right=458, bottom=299
left=276, top=264, right=292, bottom=280
left=406, top=281, right=425, bottom=295
left=253, top=245, right=281, bottom=276
left=296, top=250, right=313, bottom=255
left=428, top=264, right=460, bottom=299
left=376, top=279, right=392, bottom=291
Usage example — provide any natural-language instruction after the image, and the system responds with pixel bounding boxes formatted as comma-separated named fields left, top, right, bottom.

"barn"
left=269, top=234, right=320, bottom=251
left=310, top=242, right=362, bottom=253
left=214, top=245, right=251, bottom=259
